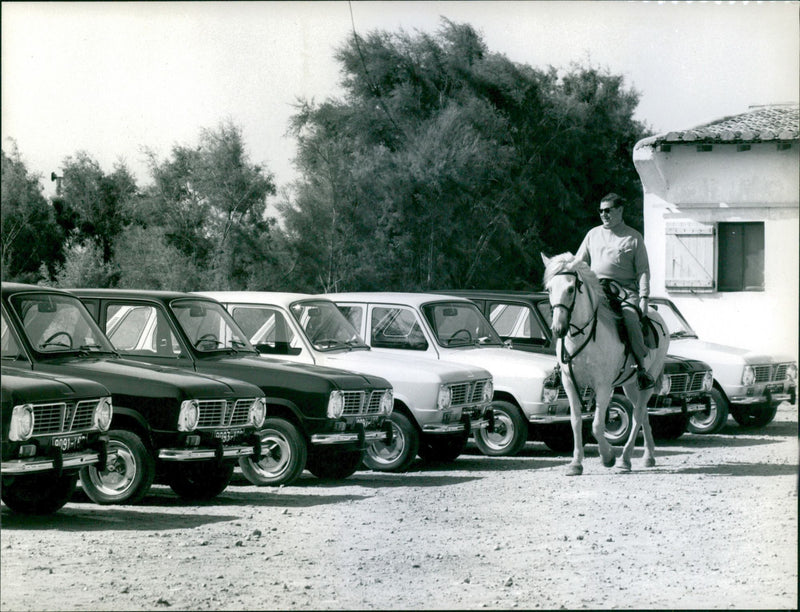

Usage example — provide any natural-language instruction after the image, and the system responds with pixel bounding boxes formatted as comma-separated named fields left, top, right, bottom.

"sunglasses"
left=598, top=206, right=619, bottom=215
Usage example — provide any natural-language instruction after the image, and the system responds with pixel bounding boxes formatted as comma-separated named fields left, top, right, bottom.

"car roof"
left=2, top=282, right=74, bottom=297
left=442, top=289, right=548, bottom=300
left=325, top=292, right=474, bottom=308
left=71, top=288, right=222, bottom=304
left=198, top=291, right=328, bottom=309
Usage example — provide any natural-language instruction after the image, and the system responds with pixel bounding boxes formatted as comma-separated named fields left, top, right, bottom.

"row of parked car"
left=2, top=282, right=796, bottom=514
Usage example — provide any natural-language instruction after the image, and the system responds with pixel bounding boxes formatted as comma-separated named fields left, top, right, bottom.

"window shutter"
left=665, top=222, right=715, bottom=292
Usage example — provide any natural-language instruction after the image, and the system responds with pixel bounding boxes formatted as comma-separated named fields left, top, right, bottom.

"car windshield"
left=650, top=300, right=698, bottom=339
left=421, top=301, right=504, bottom=347
left=8, top=292, right=115, bottom=354
left=171, top=299, right=256, bottom=353
left=289, top=300, right=367, bottom=351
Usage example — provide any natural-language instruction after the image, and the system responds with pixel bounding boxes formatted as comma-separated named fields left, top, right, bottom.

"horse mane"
left=543, top=253, right=602, bottom=295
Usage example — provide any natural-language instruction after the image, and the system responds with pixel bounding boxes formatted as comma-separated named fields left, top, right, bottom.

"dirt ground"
left=1, top=403, right=797, bottom=611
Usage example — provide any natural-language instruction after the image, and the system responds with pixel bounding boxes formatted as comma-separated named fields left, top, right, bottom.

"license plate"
left=214, top=429, right=244, bottom=443
left=686, top=403, right=706, bottom=413
left=766, top=383, right=783, bottom=394
left=355, top=417, right=375, bottom=426
left=52, top=434, right=88, bottom=452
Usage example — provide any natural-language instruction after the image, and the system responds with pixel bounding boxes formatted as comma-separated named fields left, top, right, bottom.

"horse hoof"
left=602, top=454, right=616, bottom=468
left=618, top=460, right=632, bottom=473
left=644, top=457, right=656, bottom=468
left=566, top=464, right=583, bottom=476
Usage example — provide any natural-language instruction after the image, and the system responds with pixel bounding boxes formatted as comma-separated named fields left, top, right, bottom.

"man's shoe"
left=637, top=370, right=655, bottom=390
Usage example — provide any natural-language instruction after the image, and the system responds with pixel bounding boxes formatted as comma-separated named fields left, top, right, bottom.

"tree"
left=284, top=19, right=648, bottom=291
left=1, top=144, right=65, bottom=283
left=140, top=121, right=279, bottom=289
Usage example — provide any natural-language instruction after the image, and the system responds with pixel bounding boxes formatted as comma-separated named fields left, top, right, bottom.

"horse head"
left=541, top=252, right=599, bottom=339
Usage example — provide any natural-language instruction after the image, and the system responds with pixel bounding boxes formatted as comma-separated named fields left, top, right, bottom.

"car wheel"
left=687, top=387, right=729, bottom=434
left=651, top=413, right=689, bottom=440
left=418, top=430, right=469, bottom=463
left=473, top=401, right=528, bottom=456
left=539, top=423, right=576, bottom=452
left=603, top=394, right=634, bottom=446
left=362, top=412, right=419, bottom=472
left=306, top=449, right=363, bottom=480
left=1, top=472, right=78, bottom=514
left=730, top=401, right=779, bottom=429
left=79, top=429, right=155, bottom=505
left=165, top=461, right=234, bottom=500
left=239, top=418, right=307, bottom=486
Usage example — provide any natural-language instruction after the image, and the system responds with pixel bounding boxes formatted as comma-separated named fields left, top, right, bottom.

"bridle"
left=549, top=271, right=598, bottom=342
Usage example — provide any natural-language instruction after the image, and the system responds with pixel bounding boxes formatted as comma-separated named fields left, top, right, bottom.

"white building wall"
left=636, top=141, right=799, bottom=359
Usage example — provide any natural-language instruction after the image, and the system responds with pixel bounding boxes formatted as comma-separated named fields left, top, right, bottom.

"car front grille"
left=668, top=371, right=709, bottom=394
left=557, top=386, right=594, bottom=401
left=341, top=390, right=389, bottom=416
left=753, top=364, right=789, bottom=383
left=449, top=379, right=491, bottom=407
left=31, top=399, right=99, bottom=435
left=196, top=398, right=257, bottom=428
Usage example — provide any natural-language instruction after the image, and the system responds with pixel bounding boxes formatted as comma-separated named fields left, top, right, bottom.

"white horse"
left=542, top=252, right=669, bottom=475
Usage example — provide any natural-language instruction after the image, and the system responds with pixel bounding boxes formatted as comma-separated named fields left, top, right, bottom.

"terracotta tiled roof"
left=656, top=104, right=799, bottom=144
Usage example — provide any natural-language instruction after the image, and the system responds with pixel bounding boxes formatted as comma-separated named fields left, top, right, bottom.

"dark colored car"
left=73, top=289, right=394, bottom=486
left=2, top=283, right=266, bottom=505
left=1, top=366, right=113, bottom=514
left=444, top=290, right=715, bottom=442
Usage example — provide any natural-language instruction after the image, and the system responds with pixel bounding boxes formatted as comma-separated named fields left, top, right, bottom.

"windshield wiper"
left=671, top=331, right=696, bottom=339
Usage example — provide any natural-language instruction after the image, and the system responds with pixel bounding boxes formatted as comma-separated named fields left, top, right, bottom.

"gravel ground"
left=1, top=403, right=797, bottom=611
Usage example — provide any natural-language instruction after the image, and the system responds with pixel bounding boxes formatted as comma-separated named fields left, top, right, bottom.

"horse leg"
left=639, top=391, right=657, bottom=467
left=619, top=384, right=644, bottom=472
left=563, top=379, right=585, bottom=476
left=592, top=387, right=616, bottom=468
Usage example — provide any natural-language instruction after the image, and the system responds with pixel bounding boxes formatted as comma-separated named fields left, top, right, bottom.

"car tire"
left=687, top=387, right=729, bottom=434
left=239, top=418, right=307, bottom=486
left=473, top=401, right=528, bottom=456
left=79, top=429, right=155, bottom=505
left=418, top=430, right=469, bottom=463
left=165, top=461, right=234, bottom=500
left=603, top=394, right=634, bottom=446
left=306, top=449, right=363, bottom=480
left=539, top=423, right=577, bottom=452
left=651, top=413, right=689, bottom=440
left=1, top=472, right=79, bottom=515
left=730, top=401, right=779, bottom=429
left=362, top=412, right=419, bottom=472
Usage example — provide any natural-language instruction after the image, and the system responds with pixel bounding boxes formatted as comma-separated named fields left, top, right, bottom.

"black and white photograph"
left=1, top=1, right=798, bottom=610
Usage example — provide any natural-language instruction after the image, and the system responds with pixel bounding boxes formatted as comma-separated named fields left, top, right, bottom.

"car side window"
left=229, top=305, right=302, bottom=356
left=371, top=306, right=428, bottom=350
left=337, top=305, right=362, bottom=334
left=489, top=302, right=549, bottom=346
left=106, top=304, right=181, bottom=356
left=1, top=311, right=25, bottom=361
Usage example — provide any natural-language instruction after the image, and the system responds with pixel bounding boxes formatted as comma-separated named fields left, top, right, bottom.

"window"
left=664, top=221, right=715, bottom=292
left=371, top=306, right=428, bottom=350
left=717, top=222, right=764, bottom=292
left=229, top=305, right=301, bottom=356
left=488, top=302, right=549, bottom=347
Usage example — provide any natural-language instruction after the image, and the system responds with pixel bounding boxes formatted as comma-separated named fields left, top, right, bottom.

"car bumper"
left=422, top=413, right=491, bottom=435
left=2, top=448, right=113, bottom=475
left=159, top=445, right=257, bottom=461
left=648, top=395, right=710, bottom=416
left=528, top=402, right=594, bottom=424
left=728, top=384, right=796, bottom=406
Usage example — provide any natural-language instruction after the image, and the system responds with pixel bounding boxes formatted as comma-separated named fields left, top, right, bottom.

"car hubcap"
left=86, top=440, right=137, bottom=497
left=367, top=421, right=405, bottom=465
left=690, top=400, right=718, bottom=429
left=250, top=430, right=291, bottom=478
left=478, top=410, right=514, bottom=451
left=605, top=405, right=630, bottom=442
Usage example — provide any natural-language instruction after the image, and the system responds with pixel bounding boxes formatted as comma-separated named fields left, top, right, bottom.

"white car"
left=199, top=292, right=493, bottom=472
left=650, top=298, right=797, bottom=431
left=326, top=292, right=594, bottom=455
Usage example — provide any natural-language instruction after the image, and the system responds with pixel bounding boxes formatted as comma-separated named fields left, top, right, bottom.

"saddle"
left=599, top=279, right=659, bottom=350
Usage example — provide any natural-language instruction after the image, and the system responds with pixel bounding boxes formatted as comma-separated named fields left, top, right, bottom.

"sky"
left=2, top=1, right=798, bottom=197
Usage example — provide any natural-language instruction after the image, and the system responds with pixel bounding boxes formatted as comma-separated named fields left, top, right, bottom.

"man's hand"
left=639, top=297, right=649, bottom=313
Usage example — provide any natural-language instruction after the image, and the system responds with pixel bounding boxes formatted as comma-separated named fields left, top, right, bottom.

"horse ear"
left=541, top=253, right=551, bottom=267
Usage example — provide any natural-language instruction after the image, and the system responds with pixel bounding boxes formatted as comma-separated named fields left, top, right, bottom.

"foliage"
left=52, top=238, right=117, bottom=288
left=1, top=143, right=64, bottom=283
left=284, top=19, right=648, bottom=291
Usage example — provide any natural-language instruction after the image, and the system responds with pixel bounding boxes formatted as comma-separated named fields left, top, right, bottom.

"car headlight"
left=437, top=385, right=452, bottom=410
left=657, top=374, right=671, bottom=396
left=542, top=385, right=559, bottom=403
left=787, top=363, right=797, bottom=382
left=482, top=380, right=494, bottom=404
left=249, top=397, right=267, bottom=428
left=178, top=399, right=200, bottom=431
left=702, top=371, right=714, bottom=392
left=380, top=389, right=394, bottom=415
left=741, top=366, right=755, bottom=386
left=94, top=397, right=113, bottom=432
left=10, top=404, right=34, bottom=441
left=327, top=390, right=345, bottom=418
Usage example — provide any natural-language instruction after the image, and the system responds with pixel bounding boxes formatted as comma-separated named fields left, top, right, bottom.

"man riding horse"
left=575, top=192, right=655, bottom=390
